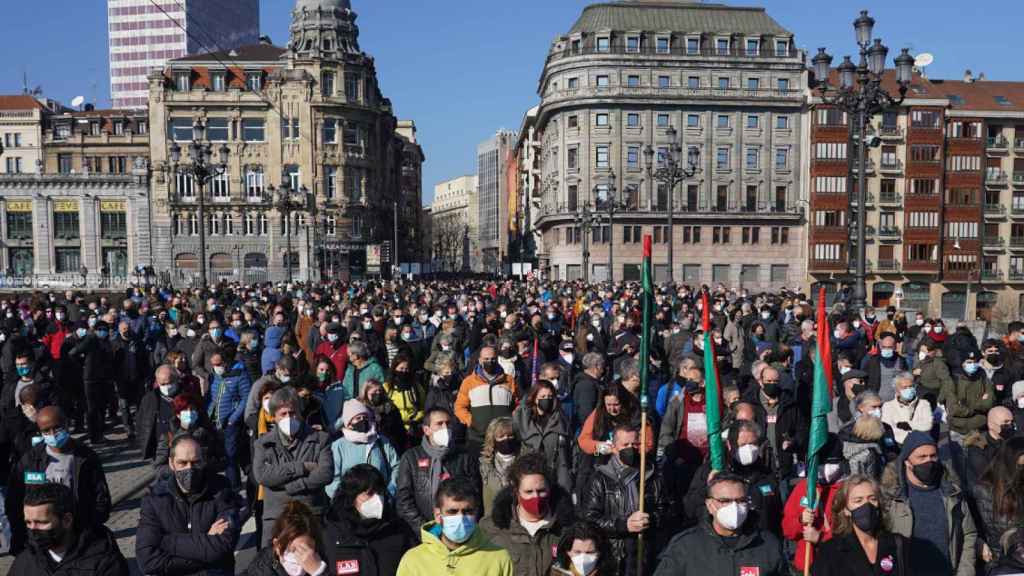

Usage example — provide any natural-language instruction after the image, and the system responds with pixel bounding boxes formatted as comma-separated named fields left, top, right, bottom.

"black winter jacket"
left=810, top=531, right=909, bottom=576
left=652, top=518, right=788, bottom=576
left=741, top=385, right=806, bottom=480
left=242, top=547, right=287, bottom=576
left=67, top=334, right=113, bottom=384
left=5, top=440, right=111, bottom=553
left=136, top=473, right=240, bottom=575
left=136, top=389, right=176, bottom=461
left=395, top=443, right=479, bottom=536
left=323, top=504, right=416, bottom=576
left=8, top=526, right=129, bottom=576
left=683, top=457, right=782, bottom=536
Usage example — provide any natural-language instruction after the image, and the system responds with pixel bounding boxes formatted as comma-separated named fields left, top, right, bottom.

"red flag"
left=816, top=287, right=834, bottom=397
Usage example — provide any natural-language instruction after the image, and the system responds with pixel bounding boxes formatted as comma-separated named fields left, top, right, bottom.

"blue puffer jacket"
left=260, top=326, right=285, bottom=374
left=206, top=361, right=252, bottom=427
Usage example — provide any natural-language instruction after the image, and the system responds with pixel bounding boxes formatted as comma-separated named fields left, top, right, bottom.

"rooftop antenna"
left=71, top=96, right=85, bottom=111
left=914, top=53, right=934, bottom=79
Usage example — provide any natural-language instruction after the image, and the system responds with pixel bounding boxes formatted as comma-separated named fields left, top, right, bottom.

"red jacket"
left=782, top=478, right=843, bottom=572
left=43, top=322, right=69, bottom=360
left=315, top=341, right=348, bottom=384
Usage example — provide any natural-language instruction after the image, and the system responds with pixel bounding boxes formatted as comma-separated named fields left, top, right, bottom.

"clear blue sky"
left=0, top=1, right=1014, bottom=204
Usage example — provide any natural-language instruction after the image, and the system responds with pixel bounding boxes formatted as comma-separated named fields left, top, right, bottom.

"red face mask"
left=519, top=494, right=548, bottom=518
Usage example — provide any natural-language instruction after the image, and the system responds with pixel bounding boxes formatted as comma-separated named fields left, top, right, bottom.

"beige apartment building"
left=0, top=96, right=46, bottom=175
left=431, top=174, right=478, bottom=271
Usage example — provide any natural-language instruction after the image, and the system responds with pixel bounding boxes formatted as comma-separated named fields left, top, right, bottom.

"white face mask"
left=839, top=366, right=851, bottom=375
left=281, top=552, right=305, bottom=576
left=715, top=501, right=748, bottom=531
left=867, top=408, right=882, bottom=419
left=736, top=444, right=760, bottom=466
left=823, top=463, right=842, bottom=483
left=159, top=384, right=178, bottom=397
left=919, top=351, right=928, bottom=361
left=1018, top=397, right=1024, bottom=410
left=432, top=426, right=450, bottom=448
left=571, top=553, right=599, bottom=576
left=262, top=398, right=271, bottom=414
left=561, top=353, right=574, bottom=365
left=278, top=416, right=300, bottom=437
left=358, top=494, right=384, bottom=520
left=916, top=318, right=924, bottom=326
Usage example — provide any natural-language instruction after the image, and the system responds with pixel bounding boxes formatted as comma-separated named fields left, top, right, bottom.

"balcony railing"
left=545, top=42, right=801, bottom=65
left=1011, top=270, right=1024, bottom=281
left=987, top=170, right=1009, bottom=185
left=984, top=236, right=1006, bottom=248
left=1011, top=237, right=1024, bottom=249
left=878, top=226, right=901, bottom=238
left=879, top=191, right=902, bottom=204
left=544, top=85, right=802, bottom=104
left=982, top=269, right=1004, bottom=281
left=880, top=125, right=904, bottom=139
left=537, top=202, right=805, bottom=218
left=987, top=136, right=1010, bottom=150
left=1014, top=173, right=1024, bottom=187
left=876, top=259, right=901, bottom=271
left=850, top=192, right=876, bottom=206
left=879, top=159, right=903, bottom=172
left=985, top=204, right=1007, bottom=215
left=1015, top=138, right=1024, bottom=151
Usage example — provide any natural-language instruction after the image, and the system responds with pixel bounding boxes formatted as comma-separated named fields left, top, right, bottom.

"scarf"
left=494, top=451, right=516, bottom=478
left=610, top=456, right=641, bottom=515
left=420, top=435, right=449, bottom=501
left=256, top=409, right=272, bottom=501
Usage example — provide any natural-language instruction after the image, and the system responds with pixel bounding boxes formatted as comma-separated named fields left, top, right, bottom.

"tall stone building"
left=107, top=0, right=260, bottom=109
left=148, top=0, right=422, bottom=284
left=477, top=130, right=516, bottom=275
left=0, top=96, right=47, bottom=175
left=431, top=175, right=478, bottom=271
left=534, top=0, right=806, bottom=285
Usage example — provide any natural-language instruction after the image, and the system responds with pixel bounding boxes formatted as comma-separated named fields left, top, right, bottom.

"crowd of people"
left=0, top=279, right=1023, bottom=575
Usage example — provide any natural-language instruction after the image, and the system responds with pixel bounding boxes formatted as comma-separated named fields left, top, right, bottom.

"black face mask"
left=537, top=398, right=555, bottom=413
left=367, top=393, right=386, bottom=407
left=500, top=348, right=516, bottom=359
left=851, top=383, right=867, bottom=396
left=850, top=503, right=881, bottom=533
left=495, top=438, right=519, bottom=456
left=350, top=420, right=371, bottom=433
left=762, top=383, right=780, bottom=399
left=988, top=353, right=1005, bottom=367
left=394, top=372, right=413, bottom=390
left=911, top=461, right=943, bottom=486
left=618, top=448, right=640, bottom=468
left=28, top=525, right=64, bottom=550
left=1001, top=423, right=1017, bottom=440
left=481, top=360, right=499, bottom=375
left=174, top=466, right=205, bottom=494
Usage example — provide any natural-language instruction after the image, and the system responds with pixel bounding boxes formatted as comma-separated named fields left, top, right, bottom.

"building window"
left=688, top=76, right=700, bottom=89
left=911, top=110, right=941, bottom=128
left=176, top=173, right=195, bottom=199
left=107, top=156, right=127, bottom=174
left=6, top=212, right=32, bottom=240
left=771, top=264, right=789, bottom=283
left=657, top=114, right=670, bottom=127
left=746, top=38, right=759, bottom=56
left=174, top=71, right=191, bottom=91
left=627, top=75, right=640, bottom=87
left=716, top=38, right=730, bottom=55
left=202, top=117, right=227, bottom=142
left=719, top=77, right=730, bottom=89
left=775, top=148, right=789, bottom=168
left=5, top=157, right=22, bottom=173
left=54, top=248, right=80, bottom=274
left=321, top=71, right=335, bottom=97
left=345, top=73, right=361, bottom=102
left=211, top=71, right=226, bottom=92
left=241, top=118, right=265, bottom=142
left=245, top=72, right=262, bottom=91
left=775, top=39, right=789, bottom=56
left=211, top=172, right=230, bottom=200
left=568, top=184, right=578, bottom=211
left=55, top=125, right=70, bottom=140
left=656, top=36, right=670, bottom=54
left=325, top=166, right=337, bottom=199
left=717, top=114, right=730, bottom=128
left=245, top=168, right=265, bottom=200
left=343, top=123, right=359, bottom=145
left=596, top=145, right=610, bottom=168
left=326, top=215, right=337, bottom=236
left=347, top=167, right=363, bottom=201
left=747, top=77, right=760, bottom=90
left=687, top=37, right=700, bottom=54
left=627, top=146, right=640, bottom=169
left=100, top=211, right=127, bottom=240
left=658, top=76, right=670, bottom=88
left=746, top=147, right=759, bottom=169
left=568, top=115, right=578, bottom=129
left=713, top=226, right=731, bottom=244
left=58, top=153, right=73, bottom=174
left=716, top=147, right=730, bottom=169
left=771, top=227, right=789, bottom=245
left=568, top=146, right=578, bottom=170
left=596, top=113, right=609, bottom=126
left=596, top=37, right=610, bottom=53
left=778, top=78, right=790, bottom=91
left=776, top=115, right=789, bottom=129
left=687, top=114, right=700, bottom=128
left=742, top=227, right=760, bottom=244
left=911, top=179, right=937, bottom=195
left=683, top=226, right=701, bottom=244
left=54, top=212, right=80, bottom=240
left=244, top=213, right=256, bottom=235
left=323, top=119, right=337, bottom=143
left=908, top=243, right=938, bottom=262
left=596, top=75, right=609, bottom=88
left=626, top=36, right=640, bottom=53
left=813, top=243, right=842, bottom=261
left=281, top=117, right=300, bottom=141
left=259, top=213, right=269, bottom=235
left=627, top=113, right=640, bottom=127
left=568, top=77, right=579, bottom=90
left=284, top=165, right=301, bottom=190
left=746, top=115, right=759, bottom=129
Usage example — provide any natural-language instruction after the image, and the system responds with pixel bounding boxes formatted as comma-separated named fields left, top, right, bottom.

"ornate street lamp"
left=812, top=10, right=915, bottom=311
left=269, top=182, right=311, bottom=283
left=168, top=120, right=230, bottom=288
left=573, top=201, right=603, bottom=283
left=596, top=169, right=630, bottom=283
left=644, top=126, right=698, bottom=284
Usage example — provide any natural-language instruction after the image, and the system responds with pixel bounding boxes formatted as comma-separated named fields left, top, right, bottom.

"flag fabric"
left=531, top=336, right=540, bottom=388
left=805, top=287, right=834, bottom=512
left=701, top=291, right=725, bottom=471
left=638, top=236, right=653, bottom=412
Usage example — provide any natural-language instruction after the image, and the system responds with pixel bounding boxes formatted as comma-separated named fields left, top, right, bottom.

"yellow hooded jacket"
left=397, top=521, right=514, bottom=576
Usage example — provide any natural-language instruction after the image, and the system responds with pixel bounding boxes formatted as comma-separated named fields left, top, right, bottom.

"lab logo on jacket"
left=337, top=559, right=360, bottom=575
left=740, top=567, right=760, bottom=576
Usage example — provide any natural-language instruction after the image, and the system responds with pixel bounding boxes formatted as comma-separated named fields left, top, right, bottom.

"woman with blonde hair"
left=479, top=416, right=520, bottom=516
left=245, top=500, right=327, bottom=575
left=811, top=474, right=911, bottom=576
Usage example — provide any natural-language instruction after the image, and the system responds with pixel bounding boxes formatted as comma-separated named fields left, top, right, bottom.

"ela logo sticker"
left=24, top=472, right=45, bottom=485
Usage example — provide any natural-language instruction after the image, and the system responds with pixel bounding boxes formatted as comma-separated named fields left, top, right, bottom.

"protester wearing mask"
left=550, top=522, right=612, bottom=576
left=237, top=330, right=263, bottom=384
left=245, top=501, right=328, bottom=576
left=342, top=340, right=386, bottom=400
left=782, top=433, right=846, bottom=573
left=838, top=391, right=895, bottom=478
left=326, top=400, right=400, bottom=499
left=314, top=322, right=349, bottom=385
left=5, top=406, right=111, bottom=554
left=384, top=355, right=424, bottom=429
left=942, top=349, right=995, bottom=448
left=965, top=406, right=1017, bottom=484
left=68, top=320, right=114, bottom=444
left=478, top=418, right=520, bottom=515
left=253, top=387, right=333, bottom=548
left=423, top=357, right=462, bottom=434
left=654, top=473, right=787, bottom=576
left=455, top=345, right=517, bottom=453
left=881, top=431, right=976, bottom=576
left=153, top=393, right=224, bottom=481
left=684, top=419, right=782, bottom=535
left=137, top=435, right=240, bottom=574
left=913, top=340, right=954, bottom=405
left=246, top=356, right=297, bottom=427
left=810, top=475, right=911, bottom=576
left=741, top=364, right=805, bottom=480
left=207, top=349, right=252, bottom=493
left=512, top=380, right=573, bottom=494
left=861, top=332, right=908, bottom=403
left=136, top=365, right=182, bottom=465
left=973, top=437, right=1024, bottom=565
left=191, top=319, right=228, bottom=388
left=360, top=379, right=410, bottom=452
left=396, top=407, right=479, bottom=538
left=396, top=478, right=513, bottom=576
left=480, top=453, right=574, bottom=576
left=981, top=339, right=1018, bottom=403
left=572, top=352, right=606, bottom=432
left=583, top=425, right=666, bottom=576
left=8, top=483, right=128, bottom=576
left=323, top=465, right=415, bottom=576
left=880, top=372, right=933, bottom=446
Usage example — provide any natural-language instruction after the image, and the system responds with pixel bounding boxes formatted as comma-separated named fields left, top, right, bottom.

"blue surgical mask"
left=96, top=330, right=108, bottom=339
left=900, top=387, right=917, bottom=402
left=210, top=328, right=222, bottom=340
left=76, top=328, right=87, bottom=338
left=441, top=514, right=476, bottom=544
left=964, top=362, right=979, bottom=375
left=179, top=410, right=197, bottom=428
left=880, top=348, right=894, bottom=359
left=249, top=339, right=260, bottom=350
left=16, top=366, right=31, bottom=377
left=43, top=429, right=70, bottom=449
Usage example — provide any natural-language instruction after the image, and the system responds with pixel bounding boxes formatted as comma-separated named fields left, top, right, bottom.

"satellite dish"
left=71, top=96, right=85, bottom=109
left=915, top=53, right=934, bottom=68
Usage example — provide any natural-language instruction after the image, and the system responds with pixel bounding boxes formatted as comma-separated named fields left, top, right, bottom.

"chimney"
left=978, top=72, right=987, bottom=81
left=259, top=35, right=273, bottom=46
left=963, top=69, right=973, bottom=83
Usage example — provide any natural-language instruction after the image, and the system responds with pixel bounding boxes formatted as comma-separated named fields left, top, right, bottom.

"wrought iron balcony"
left=985, top=204, right=1007, bottom=215
left=982, top=269, right=1004, bottom=281
left=984, top=236, right=1006, bottom=249
left=876, top=259, right=901, bottom=271
left=879, top=125, right=904, bottom=139
left=1010, top=237, right=1024, bottom=249
left=1010, top=270, right=1024, bottom=281
left=987, top=135, right=1010, bottom=150
left=878, top=226, right=901, bottom=238
left=1014, top=173, right=1024, bottom=187
left=878, top=191, right=902, bottom=205
left=879, top=159, right=903, bottom=173
left=986, top=170, right=1009, bottom=185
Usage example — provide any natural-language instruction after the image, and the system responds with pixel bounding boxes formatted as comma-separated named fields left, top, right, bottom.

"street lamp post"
left=812, top=10, right=915, bottom=311
left=597, top=169, right=629, bottom=283
left=169, top=120, right=230, bottom=288
left=644, top=126, right=698, bottom=284
left=269, top=182, right=311, bottom=283
left=573, top=201, right=603, bottom=283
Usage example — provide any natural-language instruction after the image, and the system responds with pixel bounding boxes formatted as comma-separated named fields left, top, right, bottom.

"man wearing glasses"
left=653, top=473, right=788, bottom=575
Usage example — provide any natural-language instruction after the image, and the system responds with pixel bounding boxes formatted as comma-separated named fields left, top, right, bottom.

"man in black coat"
left=68, top=321, right=115, bottom=443
left=653, top=473, right=788, bottom=576
left=572, top=352, right=606, bottom=432
left=136, top=434, right=240, bottom=575
left=395, top=407, right=478, bottom=538
left=9, top=482, right=128, bottom=576
left=5, top=406, right=111, bottom=554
